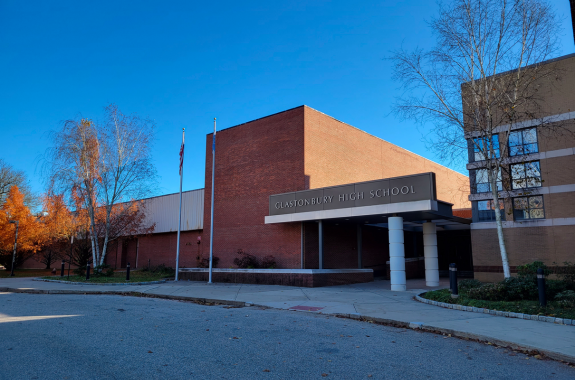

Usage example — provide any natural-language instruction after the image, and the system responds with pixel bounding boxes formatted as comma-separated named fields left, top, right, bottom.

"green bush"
left=546, top=279, right=568, bottom=299
left=458, top=279, right=482, bottom=294
left=554, top=262, right=575, bottom=285
left=466, top=277, right=537, bottom=302
left=467, top=283, right=507, bottom=301
left=517, top=261, right=551, bottom=282
left=142, top=264, right=175, bottom=276
left=501, top=277, right=537, bottom=300
left=94, top=264, right=114, bottom=277
left=555, top=290, right=575, bottom=308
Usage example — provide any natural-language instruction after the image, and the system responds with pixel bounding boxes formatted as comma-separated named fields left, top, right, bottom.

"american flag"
left=179, top=140, right=184, bottom=175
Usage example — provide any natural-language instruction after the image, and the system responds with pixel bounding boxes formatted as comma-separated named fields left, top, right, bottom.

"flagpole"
left=208, top=118, right=216, bottom=284
left=175, top=128, right=185, bottom=281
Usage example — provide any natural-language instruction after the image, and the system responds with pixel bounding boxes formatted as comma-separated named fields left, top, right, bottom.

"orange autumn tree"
left=0, top=186, right=44, bottom=268
left=94, top=200, right=155, bottom=244
left=35, top=193, right=78, bottom=269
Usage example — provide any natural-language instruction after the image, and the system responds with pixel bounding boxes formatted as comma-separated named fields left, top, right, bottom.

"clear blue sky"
left=1, top=0, right=573, bottom=198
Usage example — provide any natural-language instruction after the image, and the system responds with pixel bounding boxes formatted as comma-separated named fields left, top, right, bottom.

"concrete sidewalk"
left=1, top=277, right=574, bottom=363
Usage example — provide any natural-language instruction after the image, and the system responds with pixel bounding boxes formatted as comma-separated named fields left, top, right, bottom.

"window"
left=477, top=200, right=505, bottom=222
left=510, top=161, right=541, bottom=189
left=513, top=196, right=545, bottom=220
left=472, top=135, right=500, bottom=162
left=474, top=168, right=503, bottom=193
left=509, top=128, right=538, bottom=156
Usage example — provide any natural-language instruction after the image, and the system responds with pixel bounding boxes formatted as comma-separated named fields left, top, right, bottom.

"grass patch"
left=0, top=269, right=55, bottom=278
left=422, top=289, right=575, bottom=320
left=40, top=271, right=172, bottom=284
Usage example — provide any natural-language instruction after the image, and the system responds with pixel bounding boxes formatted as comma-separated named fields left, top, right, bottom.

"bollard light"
left=126, top=262, right=131, bottom=281
left=61, top=261, right=65, bottom=277
left=449, top=263, right=459, bottom=298
left=537, top=268, right=546, bottom=307
left=86, top=262, right=91, bottom=280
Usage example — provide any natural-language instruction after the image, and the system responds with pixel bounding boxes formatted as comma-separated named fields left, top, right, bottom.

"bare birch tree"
left=95, top=105, right=156, bottom=266
left=46, top=119, right=101, bottom=265
left=46, top=105, right=157, bottom=267
left=390, top=0, right=564, bottom=278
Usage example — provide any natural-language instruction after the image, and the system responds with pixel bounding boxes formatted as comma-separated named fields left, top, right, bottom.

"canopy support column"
left=318, top=220, right=324, bottom=269
left=388, top=216, right=406, bottom=291
left=423, top=222, right=439, bottom=287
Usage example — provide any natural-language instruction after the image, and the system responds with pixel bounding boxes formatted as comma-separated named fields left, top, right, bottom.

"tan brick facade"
left=470, top=54, right=575, bottom=281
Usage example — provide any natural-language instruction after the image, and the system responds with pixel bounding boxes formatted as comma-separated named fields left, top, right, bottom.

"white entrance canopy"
left=264, top=173, right=471, bottom=291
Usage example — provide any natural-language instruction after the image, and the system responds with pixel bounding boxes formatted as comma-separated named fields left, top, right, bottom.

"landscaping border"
left=33, top=278, right=168, bottom=286
left=415, top=293, right=574, bottom=326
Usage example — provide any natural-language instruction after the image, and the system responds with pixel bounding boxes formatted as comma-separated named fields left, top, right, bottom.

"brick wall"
left=200, top=105, right=470, bottom=270
left=303, top=107, right=470, bottom=208
left=472, top=225, right=575, bottom=282
left=103, top=230, right=202, bottom=269
left=201, top=107, right=306, bottom=269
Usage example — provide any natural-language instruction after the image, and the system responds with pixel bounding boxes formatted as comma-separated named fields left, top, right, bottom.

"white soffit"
left=264, top=200, right=438, bottom=224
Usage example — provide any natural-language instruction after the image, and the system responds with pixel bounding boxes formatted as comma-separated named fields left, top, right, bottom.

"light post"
left=68, top=236, right=74, bottom=280
left=8, top=220, right=19, bottom=277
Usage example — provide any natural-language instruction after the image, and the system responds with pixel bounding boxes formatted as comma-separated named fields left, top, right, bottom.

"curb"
left=32, top=279, right=168, bottom=286
left=1, top=287, right=573, bottom=364
left=414, top=293, right=574, bottom=327
left=0, top=287, right=245, bottom=308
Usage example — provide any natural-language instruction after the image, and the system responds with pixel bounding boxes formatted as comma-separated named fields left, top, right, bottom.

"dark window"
left=510, top=161, right=541, bottom=189
left=473, top=135, right=500, bottom=162
left=477, top=200, right=505, bottom=222
left=474, top=168, right=503, bottom=193
left=509, top=128, right=538, bottom=156
left=513, top=196, right=545, bottom=220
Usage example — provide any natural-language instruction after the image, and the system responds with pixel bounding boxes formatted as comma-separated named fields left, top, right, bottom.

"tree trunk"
left=44, top=250, right=51, bottom=270
left=489, top=167, right=511, bottom=278
left=86, top=188, right=100, bottom=265
left=99, top=206, right=112, bottom=267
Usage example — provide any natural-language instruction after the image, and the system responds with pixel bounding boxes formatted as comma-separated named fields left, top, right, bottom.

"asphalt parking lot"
left=1, top=292, right=574, bottom=379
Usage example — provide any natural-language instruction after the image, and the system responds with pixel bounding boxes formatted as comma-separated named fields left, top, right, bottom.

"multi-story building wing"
left=467, top=53, right=575, bottom=282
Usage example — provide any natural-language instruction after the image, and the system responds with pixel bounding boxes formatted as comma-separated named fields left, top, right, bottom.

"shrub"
left=467, top=283, right=507, bottom=301
left=545, top=279, right=568, bottom=299
left=458, top=279, right=482, bottom=294
left=555, top=262, right=575, bottom=285
left=233, top=249, right=259, bottom=268
left=197, top=256, right=219, bottom=268
left=94, top=264, right=114, bottom=277
left=260, top=255, right=277, bottom=269
left=467, top=278, right=538, bottom=301
left=555, top=290, right=575, bottom=308
left=517, top=261, right=551, bottom=281
left=143, top=264, right=175, bottom=276
left=500, top=277, right=537, bottom=301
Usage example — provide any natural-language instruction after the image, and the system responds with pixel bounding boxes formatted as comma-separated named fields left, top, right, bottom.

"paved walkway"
left=1, top=277, right=574, bottom=363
